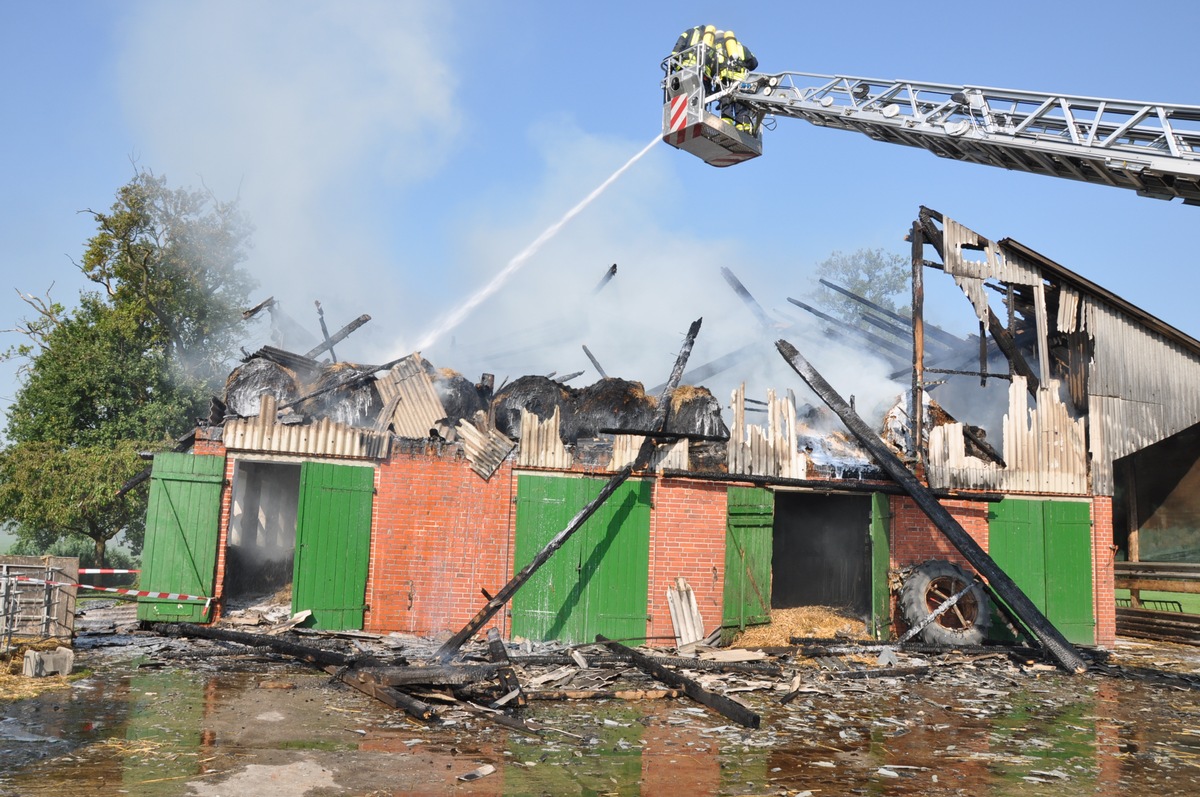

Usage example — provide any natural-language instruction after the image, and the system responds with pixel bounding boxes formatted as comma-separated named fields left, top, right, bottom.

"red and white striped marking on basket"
left=668, top=95, right=689, bottom=133
left=79, top=569, right=140, bottom=575
left=13, top=575, right=211, bottom=606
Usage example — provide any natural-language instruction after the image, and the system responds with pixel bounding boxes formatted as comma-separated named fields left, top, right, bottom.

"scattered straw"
left=731, top=606, right=867, bottom=648
left=0, top=670, right=74, bottom=702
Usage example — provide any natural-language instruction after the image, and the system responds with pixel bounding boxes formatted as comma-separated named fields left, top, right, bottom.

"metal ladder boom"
left=730, top=72, right=1200, bottom=204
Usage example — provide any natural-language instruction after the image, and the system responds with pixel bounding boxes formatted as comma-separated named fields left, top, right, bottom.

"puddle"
left=2, top=644, right=1199, bottom=796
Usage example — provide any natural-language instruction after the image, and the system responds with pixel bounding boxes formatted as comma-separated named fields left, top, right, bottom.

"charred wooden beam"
left=158, top=623, right=387, bottom=669
left=352, top=664, right=503, bottom=687
left=243, top=295, right=276, bottom=319
left=598, top=428, right=729, bottom=443
left=330, top=666, right=439, bottom=721
left=582, top=345, right=608, bottom=379
left=313, top=301, right=337, bottom=362
left=658, top=467, right=1005, bottom=502
left=597, top=636, right=760, bottom=729
left=721, top=267, right=776, bottom=330
left=304, top=313, right=372, bottom=360
left=787, top=297, right=909, bottom=359
left=648, top=342, right=758, bottom=395
left=510, top=651, right=784, bottom=677
left=774, top=339, right=1089, bottom=674
left=911, top=219, right=926, bottom=462
left=593, top=263, right=618, bottom=294
left=433, top=320, right=704, bottom=663
left=487, top=628, right=526, bottom=708
left=529, top=689, right=683, bottom=701
left=819, top=278, right=964, bottom=349
left=857, top=310, right=913, bottom=345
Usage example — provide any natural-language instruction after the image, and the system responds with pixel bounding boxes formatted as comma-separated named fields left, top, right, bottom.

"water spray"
left=412, top=134, right=661, bottom=352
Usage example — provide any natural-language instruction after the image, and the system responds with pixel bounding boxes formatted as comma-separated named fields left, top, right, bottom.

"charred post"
left=304, top=313, right=372, bottom=360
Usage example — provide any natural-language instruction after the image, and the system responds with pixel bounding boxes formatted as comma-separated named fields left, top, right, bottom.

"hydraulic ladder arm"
left=662, top=55, right=1200, bottom=204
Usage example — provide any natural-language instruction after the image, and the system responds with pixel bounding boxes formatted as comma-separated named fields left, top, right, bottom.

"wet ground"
left=2, top=605, right=1199, bottom=796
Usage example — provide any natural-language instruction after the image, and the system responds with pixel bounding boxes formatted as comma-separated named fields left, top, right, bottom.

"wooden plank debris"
left=597, top=636, right=761, bottom=729
left=487, top=628, right=526, bottom=708
left=433, top=319, right=704, bottom=663
left=774, top=338, right=1089, bottom=674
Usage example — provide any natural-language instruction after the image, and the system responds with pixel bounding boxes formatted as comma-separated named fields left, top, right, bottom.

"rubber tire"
left=898, top=560, right=991, bottom=646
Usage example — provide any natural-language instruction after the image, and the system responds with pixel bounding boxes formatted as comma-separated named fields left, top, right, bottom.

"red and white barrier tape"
left=79, top=568, right=140, bottom=575
left=12, top=575, right=212, bottom=610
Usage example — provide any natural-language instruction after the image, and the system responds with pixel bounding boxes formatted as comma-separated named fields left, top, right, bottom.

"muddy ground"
left=2, top=602, right=1199, bottom=796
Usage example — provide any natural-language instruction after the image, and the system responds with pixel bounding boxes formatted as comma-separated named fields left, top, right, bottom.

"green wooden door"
left=723, top=486, right=773, bottom=631
left=1043, top=501, right=1095, bottom=644
left=989, top=499, right=1094, bottom=645
left=292, top=462, right=374, bottom=630
left=511, top=475, right=651, bottom=644
left=137, top=453, right=225, bottom=623
left=869, top=493, right=892, bottom=640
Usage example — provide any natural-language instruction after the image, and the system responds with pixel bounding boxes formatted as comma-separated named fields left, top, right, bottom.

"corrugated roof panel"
left=517, top=407, right=572, bottom=469
left=224, top=395, right=390, bottom=460
left=456, top=421, right=515, bottom=479
left=374, top=355, right=448, bottom=439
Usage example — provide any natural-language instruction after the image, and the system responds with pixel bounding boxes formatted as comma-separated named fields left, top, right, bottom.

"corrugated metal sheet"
left=611, top=435, right=687, bottom=471
left=927, top=376, right=1087, bottom=494
left=943, top=216, right=1040, bottom=286
left=517, top=407, right=572, bottom=469
left=456, top=420, right=515, bottom=479
left=224, top=395, right=391, bottom=460
left=1057, top=286, right=1080, bottom=333
left=726, top=385, right=805, bottom=478
left=1084, top=297, right=1200, bottom=494
left=373, top=355, right=449, bottom=439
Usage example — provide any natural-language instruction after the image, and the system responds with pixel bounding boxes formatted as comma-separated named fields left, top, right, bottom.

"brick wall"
left=889, top=495, right=990, bottom=571
left=649, top=478, right=730, bottom=643
left=889, top=493, right=1117, bottom=650
left=365, top=448, right=515, bottom=636
left=1092, top=495, right=1116, bottom=648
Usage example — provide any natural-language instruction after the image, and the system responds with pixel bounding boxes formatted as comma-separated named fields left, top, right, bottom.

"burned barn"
left=133, top=208, right=1200, bottom=652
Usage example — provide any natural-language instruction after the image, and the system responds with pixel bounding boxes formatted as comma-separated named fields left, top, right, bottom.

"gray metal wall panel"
left=1084, top=298, right=1200, bottom=495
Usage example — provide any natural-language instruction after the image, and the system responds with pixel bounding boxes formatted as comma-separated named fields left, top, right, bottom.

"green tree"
left=814, top=247, right=911, bottom=321
left=0, top=170, right=255, bottom=565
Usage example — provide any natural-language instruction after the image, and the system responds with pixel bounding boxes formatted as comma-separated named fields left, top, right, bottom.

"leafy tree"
left=0, top=170, right=255, bottom=564
left=814, top=247, right=911, bottom=321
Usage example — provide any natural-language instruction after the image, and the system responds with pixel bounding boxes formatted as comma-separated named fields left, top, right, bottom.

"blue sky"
left=2, top=1, right=1198, bottom=433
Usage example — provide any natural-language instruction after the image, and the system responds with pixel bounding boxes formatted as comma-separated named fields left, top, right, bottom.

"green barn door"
left=989, top=499, right=1094, bottom=645
left=869, top=493, right=892, bottom=640
left=723, top=486, right=773, bottom=631
left=137, top=453, right=225, bottom=623
left=292, top=462, right=374, bottom=630
left=511, top=475, right=651, bottom=644
left=1043, top=501, right=1095, bottom=644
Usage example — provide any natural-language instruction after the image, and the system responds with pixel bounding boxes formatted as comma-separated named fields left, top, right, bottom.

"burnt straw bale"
left=565, top=378, right=655, bottom=440
left=492, top=376, right=577, bottom=440
left=308, top=362, right=384, bottom=428
left=224, top=358, right=301, bottom=417
left=666, top=385, right=729, bottom=439
left=429, top=367, right=487, bottom=428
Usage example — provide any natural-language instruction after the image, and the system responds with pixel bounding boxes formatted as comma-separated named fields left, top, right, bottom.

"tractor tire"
left=899, top=560, right=991, bottom=646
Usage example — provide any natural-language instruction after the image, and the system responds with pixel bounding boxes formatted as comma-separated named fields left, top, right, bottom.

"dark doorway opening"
left=772, top=492, right=871, bottom=617
left=1113, top=420, right=1200, bottom=562
left=224, top=461, right=301, bottom=600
